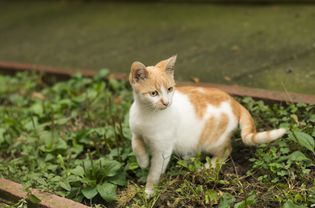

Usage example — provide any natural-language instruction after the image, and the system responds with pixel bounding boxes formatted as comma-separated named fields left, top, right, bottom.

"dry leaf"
left=191, top=77, right=200, bottom=83
left=224, top=76, right=232, bottom=81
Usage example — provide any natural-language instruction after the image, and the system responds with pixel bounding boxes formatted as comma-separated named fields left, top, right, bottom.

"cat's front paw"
left=137, top=154, right=149, bottom=169
left=145, top=188, right=154, bottom=199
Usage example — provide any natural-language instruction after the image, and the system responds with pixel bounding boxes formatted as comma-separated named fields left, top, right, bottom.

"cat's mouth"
left=157, top=104, right=170, bottom=110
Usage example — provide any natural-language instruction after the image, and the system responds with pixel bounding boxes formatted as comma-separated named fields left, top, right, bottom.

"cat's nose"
left=161, top=99, right=169, bottom=107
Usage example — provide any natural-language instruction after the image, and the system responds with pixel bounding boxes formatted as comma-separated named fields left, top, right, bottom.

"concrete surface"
left=0, top=1, right=314, bottom=94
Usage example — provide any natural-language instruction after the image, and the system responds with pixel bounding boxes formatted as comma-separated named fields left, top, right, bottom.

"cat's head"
left=129, top=55, right=177, bottom=110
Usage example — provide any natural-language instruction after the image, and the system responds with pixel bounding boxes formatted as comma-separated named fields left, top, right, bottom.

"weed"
left=0, top=73, right=314, bottom=207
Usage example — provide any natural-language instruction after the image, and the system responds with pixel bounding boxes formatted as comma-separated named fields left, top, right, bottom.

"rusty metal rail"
left=178, top=82, right=315, bottom=105
left=0, top=60, right=314, bottom=104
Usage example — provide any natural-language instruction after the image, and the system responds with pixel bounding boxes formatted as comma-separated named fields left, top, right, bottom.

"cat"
left=128, top=55, right=286, bottom=198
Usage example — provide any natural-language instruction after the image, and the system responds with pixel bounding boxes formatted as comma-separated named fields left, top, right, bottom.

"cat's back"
left=175, top=86, right=239, bottom=118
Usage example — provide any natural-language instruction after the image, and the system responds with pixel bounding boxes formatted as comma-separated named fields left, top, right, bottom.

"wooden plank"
left=0, top=178, right=89, bottom=208
left=0, top=60, right=314, bottom=104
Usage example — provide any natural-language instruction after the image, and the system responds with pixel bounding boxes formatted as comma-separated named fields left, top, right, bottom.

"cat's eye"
left=149, top=91, right=159, bottom=97
left=167, top=87, right=174, bottom=93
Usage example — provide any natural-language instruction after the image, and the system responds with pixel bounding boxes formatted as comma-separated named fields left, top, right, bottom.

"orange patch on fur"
left=199, top=116, right=216, bottom=145
left=133, top=136, right=147, bottom=157
left=177, top=86, right=231, bottom=119
left=199, top=113, right=229, bottom=147
left=239, top=105, right=256, bottom=139
left=131, top=66, right=175, bottom=94
left=210, top=113, right=229, bottom=144
left=231, top=99, right=241, bottom=120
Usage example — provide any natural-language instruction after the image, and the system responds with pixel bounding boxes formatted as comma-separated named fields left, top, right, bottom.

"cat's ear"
left=156, top=55, right=177, bottom=76
left=129, top=61, right=148, bottom=84
left=165, top=55, right=177, bottom=76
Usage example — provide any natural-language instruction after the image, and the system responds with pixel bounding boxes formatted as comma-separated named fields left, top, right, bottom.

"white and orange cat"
left=128, top=55, right=286, bottom=197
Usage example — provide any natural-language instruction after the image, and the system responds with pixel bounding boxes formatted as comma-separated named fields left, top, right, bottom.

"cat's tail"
left=238, top=105, right=286, bottom=145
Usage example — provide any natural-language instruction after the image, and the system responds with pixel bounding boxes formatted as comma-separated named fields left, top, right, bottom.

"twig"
left=281, top=82, right=293, bottom=104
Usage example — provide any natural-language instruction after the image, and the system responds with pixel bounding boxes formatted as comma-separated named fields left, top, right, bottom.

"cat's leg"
left=206, top=137, right=232, bottom=169
left=132, top=134, right=149, bottom=169
left=145, top=148, right=172, bottom=198
left=208, top=144, right=232, bottom=169
left=161, top=150, right=172, bottom=174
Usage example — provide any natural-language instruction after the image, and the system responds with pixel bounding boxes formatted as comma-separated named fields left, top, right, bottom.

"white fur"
left=130, top=92, right=239, bottom=158
left=129, top=56, right=286, bottom=198
left=254, top=128, right=286, bottom=144
left=129, top=90, right=239, bottom=197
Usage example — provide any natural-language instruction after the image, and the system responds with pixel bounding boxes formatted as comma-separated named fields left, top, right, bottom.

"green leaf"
left=234, top=192, right=256, bottom=208
left=219, top=192, right=236, bottom=208
left=54, top=117, right=70, bottom=125
left=287, top=151, right=311, bottom=162
left=39, top=131, right=53, bottom=148
left=204, top=189, right=219, bottom=205
left=81, top=187, right=98, bottom=200
left=100, top=159, right=122, bottom=177
left=66, top=175, right=82, bottom=183
left=308, top=189, right=315, bottom=204
left=30, top=102, right=43, bottom=116
left=27, top=193, right=41, bottom=204
left=109, top=78, right=121, bottom=91
left=56, top=138, right=68, bottom=150
left=97, top=182, right=117, bottom=202
left=127, top=161, right=139, bottom=170
left=95, top=68, right=110, bottom=80
left=0, top=128, right=5, bottom=145
left=59, top=181, right=71, bottom=191
left=283, top=200, right=307, bottom=208
left=71, top=166, right=85, bottom=177
left=23, top=116, right=39, bottom=131
left=57, top=154, right=65, bottom=170
left=293, top=131, right=315, bottom=153
left=45, top=153, right=55, bottom=162
left=109, top=172, right=127, bottom=186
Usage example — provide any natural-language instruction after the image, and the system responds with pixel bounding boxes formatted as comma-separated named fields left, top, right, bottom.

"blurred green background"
left=0, top=1, right=314, bottom=94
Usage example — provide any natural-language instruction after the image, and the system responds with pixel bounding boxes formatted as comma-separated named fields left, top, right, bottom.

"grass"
left=0, top=71, right=314, bottom=208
